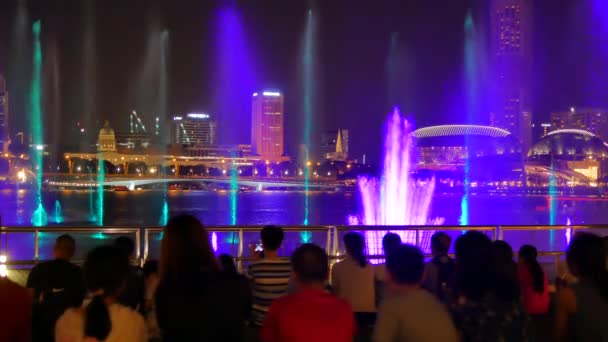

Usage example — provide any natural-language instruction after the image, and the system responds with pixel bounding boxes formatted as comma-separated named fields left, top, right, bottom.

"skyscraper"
left=0, top=75, right=8, bottom=153
left=551, top=107, right=608, bottom=140
left=172, top=113, right=217, bottom=146
left=489, top=0, right=533, bottom=151
left=251, top=91, right=284, bottom=162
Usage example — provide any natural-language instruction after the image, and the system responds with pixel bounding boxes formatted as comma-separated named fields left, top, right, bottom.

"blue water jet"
left=54, top=200, right=63, bottom=224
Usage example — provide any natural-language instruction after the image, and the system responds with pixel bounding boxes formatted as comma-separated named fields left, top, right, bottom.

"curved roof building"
left=412, top=124, right=524, bottom=182
left=528, top=129, right=608, bottom=160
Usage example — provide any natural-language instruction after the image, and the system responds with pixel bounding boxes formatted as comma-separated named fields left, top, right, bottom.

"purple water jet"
left=350, top=109, right=443, bottom=255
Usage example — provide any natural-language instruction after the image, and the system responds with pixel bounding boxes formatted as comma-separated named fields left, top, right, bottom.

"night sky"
left=0, top=0, right=605, bottom=164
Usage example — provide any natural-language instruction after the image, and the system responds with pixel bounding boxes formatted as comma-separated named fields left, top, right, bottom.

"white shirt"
left=374, top=288, right=459, bottom=342
left=331, top=257, right=376, bottom=312
left=56, top=303, right=147, bottom=342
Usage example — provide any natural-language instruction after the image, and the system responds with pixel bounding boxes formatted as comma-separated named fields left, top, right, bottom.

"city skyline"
left=0, top=0, right=606, bottom=164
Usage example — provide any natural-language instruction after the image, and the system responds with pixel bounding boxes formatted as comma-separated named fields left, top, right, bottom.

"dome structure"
left=528, top=129, right=608, bottom=160
left=98, top=121, right=116, bottom=152
left=411, top=124, right=524, bottom=182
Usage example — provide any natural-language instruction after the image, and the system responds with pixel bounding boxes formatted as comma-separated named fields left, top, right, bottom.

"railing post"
left=237, top=228, right=244, bottom=273
left=143, top=228, right=150, bottom=264
left=497, top=225, right=503, bottom=241
left=34, top=229, right=40, bottom=263
left=135, top=227, right=142, bottom=266
left=325, top=226, right=332, bottom=256
left=415, top=229, right=420, bottom=248
left=332, top=226, right=339, bottom=257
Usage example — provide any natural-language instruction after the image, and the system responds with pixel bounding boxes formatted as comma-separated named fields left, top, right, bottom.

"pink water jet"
left=349, top=109, right=443, bottom=256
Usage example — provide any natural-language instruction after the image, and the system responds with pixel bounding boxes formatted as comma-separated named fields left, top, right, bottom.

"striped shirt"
left=247, top=259, right=292, bottom=326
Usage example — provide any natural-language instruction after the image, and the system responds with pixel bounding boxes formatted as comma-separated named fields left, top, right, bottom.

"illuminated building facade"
left=172, top=113, right=217, bottom=147
left=528, top=129, right=608, bottom=181
left=550, top=107, right=608, bottom=141
left=489, top=0, right=533, bottom=152
left=0, top=75, right=8, bottom=153
left=251, top=91, right=284, bottom=162
left=98, top=121, right=117, bottom=152
left=412, top=125, right=524, bottom=183
left=320, top=129, right=349, bottom=161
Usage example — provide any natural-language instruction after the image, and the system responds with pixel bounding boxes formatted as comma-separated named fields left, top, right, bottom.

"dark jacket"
left=155, top=271, right=251, bottom=341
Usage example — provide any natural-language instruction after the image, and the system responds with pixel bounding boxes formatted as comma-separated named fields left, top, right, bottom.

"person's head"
left=219, top=254, right=238, bottom=274
left=83, top=245, right=130, bottom=340
left=518, top=244, right=538, bottom=264
left=260, top=225, right=284, bottom=252
left=143, top=260, right=159, bottom=279
left=386, top=244, right=424, bottom=288
left=160, top=214, right=219, bottom=280
left=518, top=244, right=545, bottom=294
left=382, top=233, right=402, bottom=257
left=114, top=236, right=136, bottom=261
left=567, top=232, right=608, bottom=300
left=455, top=231, right=494, bottom=301
left=343, top=232, right=367, bottom=267
left=54, top=234, right=76, bottom=260
left=492, top=240, right=514, bottom=265
left=291, top=243, right=328, bottom=288
left=430, top=232, right=451, bottom=257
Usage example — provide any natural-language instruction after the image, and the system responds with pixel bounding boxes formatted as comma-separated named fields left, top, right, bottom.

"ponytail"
left=528, top=259, right=545, bottom=295
left=85, top=295, right=111, bottom=340
left=519, top=244, right=545, bottom=295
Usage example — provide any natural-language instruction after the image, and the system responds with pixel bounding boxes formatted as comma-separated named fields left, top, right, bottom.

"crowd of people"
left=1, top=214, right=607, bottom=341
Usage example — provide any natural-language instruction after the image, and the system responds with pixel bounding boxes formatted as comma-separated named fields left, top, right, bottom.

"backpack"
left=432, top=256, right=456, bottom=302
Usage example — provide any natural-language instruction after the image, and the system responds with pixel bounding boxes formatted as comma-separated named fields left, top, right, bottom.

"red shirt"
left=517, top=263, right=550, bottom=315
left=261, top=288, right=355, bottom=342
left=0, top=278, right=32, bottom=342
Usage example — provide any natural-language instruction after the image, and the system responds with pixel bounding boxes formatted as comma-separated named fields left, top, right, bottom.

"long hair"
left=160, top=215, right=219, bottom=281
left=344, top=232, right=367, bottom=268
left=519, top=244, right=545, bottom=295
left=84, top=246, right=130, bottom=340
left=455, top=231, right=494, bottom=301
left=567, top=232, right=608, bottom=301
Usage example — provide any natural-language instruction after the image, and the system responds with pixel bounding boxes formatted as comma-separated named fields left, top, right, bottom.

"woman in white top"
left=331, top=232, right=376, bottom=329
left=56, top=245, right=147, bottom=342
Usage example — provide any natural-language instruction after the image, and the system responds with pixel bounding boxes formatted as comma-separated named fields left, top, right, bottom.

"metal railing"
left=1, top=224, right=606, bottom=275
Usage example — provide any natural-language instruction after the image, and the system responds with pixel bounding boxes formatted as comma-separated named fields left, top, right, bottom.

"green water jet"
left=29, top=21, right=48, bottom=227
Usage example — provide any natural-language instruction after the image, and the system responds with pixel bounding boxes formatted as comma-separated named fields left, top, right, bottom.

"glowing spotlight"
left=17, top=170, right=27, bottom=183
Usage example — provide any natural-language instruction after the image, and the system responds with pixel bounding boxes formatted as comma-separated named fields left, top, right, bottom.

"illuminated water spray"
left=460, top=10, right=481, bottom=226
left=230, top=160, right=238, bottom=225
left=214, top=5, right=256, bottom=225
left=30, top=21, right=48, bottom=227
left=300, top=9, right=316, bottom=226
left=54, top=200, right=63, bottom=224
left=349, top=109, right=443, bottom=254
left=158, top=29, right=169, bottom=226
left=96, top=158, right=104, bottom=226
left=548, top=158, right=557, bottom=247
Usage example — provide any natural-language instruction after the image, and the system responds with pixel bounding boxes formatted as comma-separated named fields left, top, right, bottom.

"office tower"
left=489, top=0, right=533, bottom=152
left=550, top=107, right=608, bottom=140
left=0, top=75, right=8, bottom=153
left=320, top=129, right=349, bottom=161
left=251, top=91, right=284, bottom=162
left=172, top=113, right=217, bottom=146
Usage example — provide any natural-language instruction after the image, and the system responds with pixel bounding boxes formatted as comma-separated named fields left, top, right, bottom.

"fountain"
left=300, top=9, right=317, bottom=226
left=30, top=20, right=48, bottom=227
left=349, top=108, right=442, bottom=255
left=158, top=29, right=169, bottom=226
left=54, top=200, right=64, bottom=224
